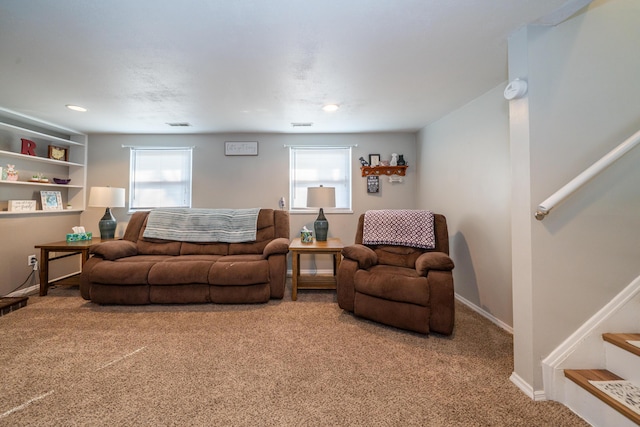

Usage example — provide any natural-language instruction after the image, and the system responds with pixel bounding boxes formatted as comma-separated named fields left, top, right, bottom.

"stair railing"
left=535, top=128, right=640, bottom=220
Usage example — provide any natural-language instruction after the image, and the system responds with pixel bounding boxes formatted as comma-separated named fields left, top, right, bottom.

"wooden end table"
left=290, top=237, right=344, bottom=301
left=34, top=239, right=106, bottom=296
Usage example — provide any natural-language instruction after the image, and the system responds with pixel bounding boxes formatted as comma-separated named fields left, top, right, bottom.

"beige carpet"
left=0, top=282, right=587, bottom=426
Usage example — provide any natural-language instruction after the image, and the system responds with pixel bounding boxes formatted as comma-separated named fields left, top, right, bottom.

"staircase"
left=564, top=333, right=640, bottom=426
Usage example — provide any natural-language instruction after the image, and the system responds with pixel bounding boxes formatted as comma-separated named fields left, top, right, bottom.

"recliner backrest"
left=354, top=212, right=449, bottom=256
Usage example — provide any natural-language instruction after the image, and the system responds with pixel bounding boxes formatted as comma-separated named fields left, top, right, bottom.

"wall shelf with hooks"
left=360, top=165, right=407, bottom=177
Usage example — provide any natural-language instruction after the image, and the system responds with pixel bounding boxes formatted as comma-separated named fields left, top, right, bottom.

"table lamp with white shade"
left=89, top=186, right=126, bottom=239
left=306, top=185, right=336, bottom=242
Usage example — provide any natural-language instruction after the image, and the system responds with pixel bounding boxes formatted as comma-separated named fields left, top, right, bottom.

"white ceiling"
left=0, top=0, right=586, bottom=134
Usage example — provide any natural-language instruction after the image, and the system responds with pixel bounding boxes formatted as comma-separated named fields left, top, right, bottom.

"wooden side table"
left=290, top=237, right=344, bottom=301
left=34, top=239, right=105, bottom=296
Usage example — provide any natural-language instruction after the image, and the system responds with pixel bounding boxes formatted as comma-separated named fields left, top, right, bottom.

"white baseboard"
left=454, top=293, right=513, bottom=334
left=510, top=372, right=547, bottom=401
left=5, top=270, right=81, bottom=298
left=6, top=284, right=39, bottom=298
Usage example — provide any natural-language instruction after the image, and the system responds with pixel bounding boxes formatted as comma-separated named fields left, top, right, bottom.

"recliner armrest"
left=263, top=238, right=290, bottom=257
left=342, top=244, right=378, bottom=269
left=415, top=251, right=454, bottom=276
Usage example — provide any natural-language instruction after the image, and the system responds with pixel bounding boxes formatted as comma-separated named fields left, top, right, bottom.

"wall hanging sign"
left=367, top=175, right=379, bottom=193
left=225, top=141, right=258, bottom=156
left=8, top=200, right=37, bottom=212
left=40, top=190, right=63, bottom=211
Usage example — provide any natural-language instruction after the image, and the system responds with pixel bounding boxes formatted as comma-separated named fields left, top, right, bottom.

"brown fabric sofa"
left=336, top=212, right=455, bottom=335
left=80, top=209, right=290, bottom=305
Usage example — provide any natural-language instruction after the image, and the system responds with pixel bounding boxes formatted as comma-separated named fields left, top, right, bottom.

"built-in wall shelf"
left=361, top=165, right=408, bottom=177
left=0, top=108, right=87, bottom=214
left=0, top=150, right=84, bottom=167
left=0, top=209, right=83, bottom=216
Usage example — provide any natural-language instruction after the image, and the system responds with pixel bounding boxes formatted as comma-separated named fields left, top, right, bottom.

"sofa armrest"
left=263, top=237, right=290, bottom=257
left=415, top=251, right=454, bottom=276
left=90, top=240, right=138, bottom=261
left=342, top=244, right=378, bottom=269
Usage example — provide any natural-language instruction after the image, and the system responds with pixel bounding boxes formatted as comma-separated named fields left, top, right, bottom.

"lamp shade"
left=89, top=187, right=126, bottom=208
left=306, top=186, right=336, bottom=208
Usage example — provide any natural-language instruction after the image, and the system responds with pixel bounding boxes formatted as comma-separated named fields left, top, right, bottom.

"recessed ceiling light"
left=65, top=104, right=87, bottom=112
left=292, top=122, right=313, bottom=127
left=166, top=122, right=191, bottom=127
left=322, top=104, right=340, bottom=112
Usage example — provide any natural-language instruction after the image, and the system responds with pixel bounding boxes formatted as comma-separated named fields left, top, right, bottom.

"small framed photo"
left=369, top=154, right=380, bottom=167
left=48, top=145, right=68, bottom=161
left=40, top=191, right=63, bottom=211
left=225, top=141, right=258, bottom=156
left=367, top=175, right=379, bottom=193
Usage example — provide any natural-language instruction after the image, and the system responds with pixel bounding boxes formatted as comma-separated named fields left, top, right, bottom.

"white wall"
left=510, top=0, right=640, bottom=393
left=417, top=84, right=512, bottom=327
left=81, top=132, right=417, bottom=272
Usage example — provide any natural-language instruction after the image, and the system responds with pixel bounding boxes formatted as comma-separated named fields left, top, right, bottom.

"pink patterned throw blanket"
left=362, top=209, right=435, bottom=249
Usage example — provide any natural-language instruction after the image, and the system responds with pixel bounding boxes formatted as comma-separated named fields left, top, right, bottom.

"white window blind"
left=129, top=147, right=192, bottom=210
left=289, top=146, right=352, bottom=212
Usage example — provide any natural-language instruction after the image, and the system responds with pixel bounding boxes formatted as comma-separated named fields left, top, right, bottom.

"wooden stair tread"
left=565, top=369, right=640, bottom=424
left=603, top=332, right=640, bottom=357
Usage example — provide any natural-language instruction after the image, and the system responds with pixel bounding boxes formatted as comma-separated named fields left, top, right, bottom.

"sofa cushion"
left=136, top=215, right=182, bottom=255
left=90, top=240, right=138, bottom=260
left=228, top=209, right=276, bottom=255
left=209, top=258, right=269, bottom=285
left=180, top=242, right=228, bottom=256
left=148, top=260, right=215, bottom=285
left=90, top=260, right=159, bottom=285
left=373, top=245, right=422, bottom=269
left=354, top=268, right=429, bottom=306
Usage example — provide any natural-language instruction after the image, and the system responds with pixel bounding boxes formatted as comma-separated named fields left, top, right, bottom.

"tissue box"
left=66, top=232, right=92, bottom=242
left=300, top=230, right=313, bottom=243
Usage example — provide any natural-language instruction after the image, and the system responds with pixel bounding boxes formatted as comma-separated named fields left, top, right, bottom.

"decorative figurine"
left=359, top=156, right=369, bottom=166
left=390, top=153, right=398, bottom=166
left=397, top=154, right=406, bottom=166
left=6, top=164, right=18, bottom=181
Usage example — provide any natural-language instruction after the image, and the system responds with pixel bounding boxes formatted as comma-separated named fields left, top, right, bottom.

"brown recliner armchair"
left=337, top=211, right=455, bottom=335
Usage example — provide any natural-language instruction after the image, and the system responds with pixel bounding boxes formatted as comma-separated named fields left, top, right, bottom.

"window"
left=129, top=147, right=192, bottom=210
left=289, top=146, right=352, bottom=212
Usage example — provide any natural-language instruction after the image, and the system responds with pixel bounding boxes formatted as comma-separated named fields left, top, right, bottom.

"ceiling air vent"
left=291, top=122, right=313, bottom=128
left=166, top=122, right=191, bottom=127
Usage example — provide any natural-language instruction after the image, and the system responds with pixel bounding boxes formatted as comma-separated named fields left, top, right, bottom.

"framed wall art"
left=367, top=175, right=379, bottom=193
left=225, top=141, right=258, bottom=156
left=368, top=154, right=380, bottom=167
left=40, top=190, right=63, bottom=211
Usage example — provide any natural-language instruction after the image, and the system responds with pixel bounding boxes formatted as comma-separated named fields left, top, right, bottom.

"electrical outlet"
left=28, top=255, right=37, bottom=266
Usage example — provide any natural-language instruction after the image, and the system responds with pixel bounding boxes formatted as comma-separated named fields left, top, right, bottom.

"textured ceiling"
left=0, top=0, right=589, bottom=134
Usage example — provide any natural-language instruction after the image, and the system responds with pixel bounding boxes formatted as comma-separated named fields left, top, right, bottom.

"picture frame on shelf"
left=367, top=175, right=379, bottom=193
left=40, top=190, right=63, bottom=211
left=368, top=154, right=380, bottom=167
left=48, top=145, right=68, bottom=161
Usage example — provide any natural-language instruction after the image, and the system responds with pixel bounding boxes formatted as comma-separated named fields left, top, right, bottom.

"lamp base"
left=98, top=207, right=117, bottom=239
left=314, top=208, right=329, bottom=242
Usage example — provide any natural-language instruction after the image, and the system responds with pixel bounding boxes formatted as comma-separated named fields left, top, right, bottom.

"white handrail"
left=535, top=128, right=640, bottom=220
